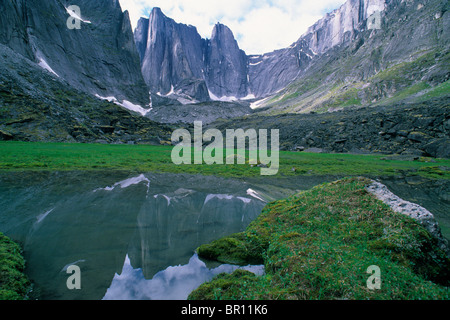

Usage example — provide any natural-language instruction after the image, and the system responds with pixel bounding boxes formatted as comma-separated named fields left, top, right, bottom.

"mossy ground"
left=191, top=177, right=450, bottom=300
left=0, top=233, right=30, bottom=300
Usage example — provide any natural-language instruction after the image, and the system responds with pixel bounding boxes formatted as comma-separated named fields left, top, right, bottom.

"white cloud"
left=119, top=0, right=346, bottom=54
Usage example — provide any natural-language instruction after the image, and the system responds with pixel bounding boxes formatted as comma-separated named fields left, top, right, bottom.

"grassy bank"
left=0, top=141, right=449, bottom=179
left=0, top=233, right=30, bottom=300
left=190, top=177, right=450, bottom=300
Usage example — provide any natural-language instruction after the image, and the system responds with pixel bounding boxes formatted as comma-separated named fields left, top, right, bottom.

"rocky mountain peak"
left=136, top=8, right=252, bottom=104
left=206, top=23, right=249, bottom=100
left=211, top=23, right=235, bottom=42
left=139, top=7, right=209, bottom=102
left=151, top=6, right=163, bottom=14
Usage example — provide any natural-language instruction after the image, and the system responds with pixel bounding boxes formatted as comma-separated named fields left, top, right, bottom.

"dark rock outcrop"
left=0, top=43, right=171, bottom=144
left=148, top=101, right=253, bottom=125
left=208, top=97, right=450, bottom=158
left=0, top=0, right=149, bottom=106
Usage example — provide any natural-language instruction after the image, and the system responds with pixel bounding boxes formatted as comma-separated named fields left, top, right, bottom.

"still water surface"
left=0, top=171, right=448, bottom=300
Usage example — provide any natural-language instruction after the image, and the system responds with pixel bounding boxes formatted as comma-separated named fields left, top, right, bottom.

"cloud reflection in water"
left=103, top=253, right=265, bottom=300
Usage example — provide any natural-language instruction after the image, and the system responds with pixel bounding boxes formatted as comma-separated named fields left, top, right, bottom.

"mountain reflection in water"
left=0, top=172, right=277, bottom=300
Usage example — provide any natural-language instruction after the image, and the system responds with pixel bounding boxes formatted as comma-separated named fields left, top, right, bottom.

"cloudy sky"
left=119, top=0, right=346, bottom=55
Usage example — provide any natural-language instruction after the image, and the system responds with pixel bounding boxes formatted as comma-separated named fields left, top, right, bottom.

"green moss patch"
left=0, top=233, right=30, bottom=300
left=197, top=233, right=266, bottom=266
left=191, top=177, right=450, bottom=300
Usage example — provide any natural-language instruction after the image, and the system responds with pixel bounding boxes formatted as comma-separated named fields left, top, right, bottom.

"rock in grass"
left=366, top=180, right=449, bottom=256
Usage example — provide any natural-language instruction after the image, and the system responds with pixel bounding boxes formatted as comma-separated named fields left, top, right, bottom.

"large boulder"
left=423, top=138, right=450, bottom=159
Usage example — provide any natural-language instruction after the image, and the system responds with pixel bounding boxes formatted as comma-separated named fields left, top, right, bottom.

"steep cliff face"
left=137, top=8, right=252, bottom=103
left=205, top=23, right=249, bottom=99
left=134, top=17, right=149, bottom=63
left=247, top=39, right=316, bottom=98
left=1, top=0, right=446, bottom=121
left=0, top=0, right=150, bottom=107
left=304, top=0, right=386, bottom=55
left=140, top=8, right=209, bottom=102
left=0, top=0, right=32, bottom=59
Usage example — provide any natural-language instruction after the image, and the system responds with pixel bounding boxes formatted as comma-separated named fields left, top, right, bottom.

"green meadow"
left=0, top=141, right=449, bottom=180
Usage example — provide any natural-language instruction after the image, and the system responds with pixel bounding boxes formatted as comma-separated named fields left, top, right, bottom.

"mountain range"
left=135, top=0, right=448, bottom=110
left=0, top=0, right=448, bottom=154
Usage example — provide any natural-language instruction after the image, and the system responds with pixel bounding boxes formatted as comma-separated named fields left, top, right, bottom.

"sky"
left=119, top=0, right=347, bottom=55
